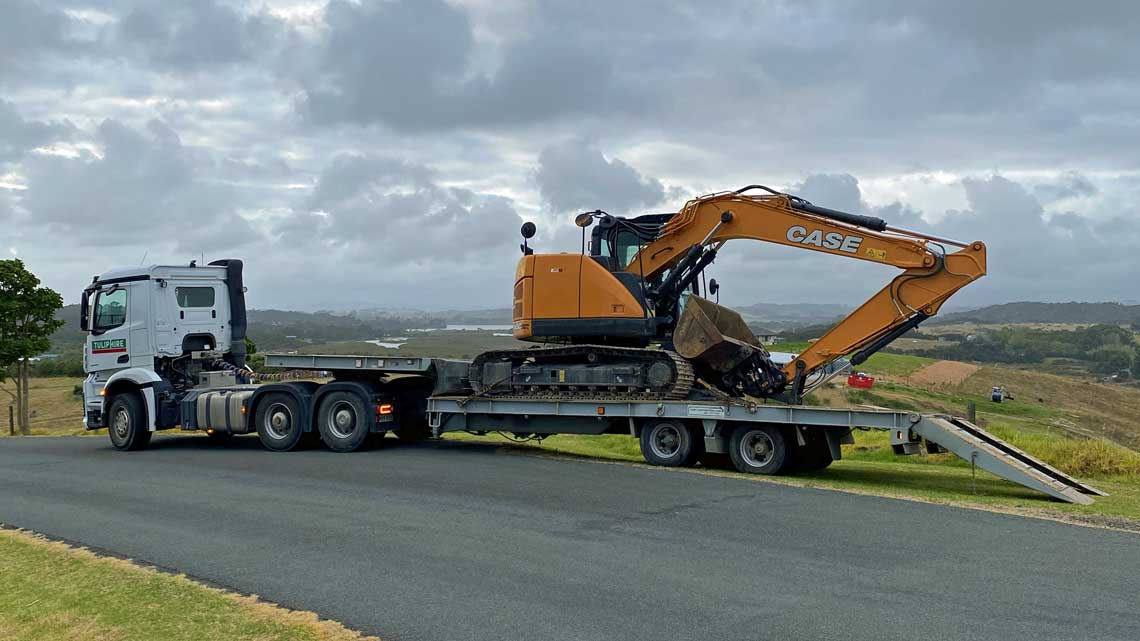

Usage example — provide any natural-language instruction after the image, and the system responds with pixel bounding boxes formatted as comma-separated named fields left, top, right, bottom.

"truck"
left=79, top=258, right=1104, bottom=505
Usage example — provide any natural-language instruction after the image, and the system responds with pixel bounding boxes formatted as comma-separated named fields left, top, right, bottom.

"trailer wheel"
left=255, top=393, right=306, bottom=452
left=107, top=393, right=151, bottom=451
left=639, top=419, right=697, bottom=467
left=728, top=425, right=789, bottom=475
left=316, top=391, right=372, bottom=453
left=795, top=433, right=834, bottom=473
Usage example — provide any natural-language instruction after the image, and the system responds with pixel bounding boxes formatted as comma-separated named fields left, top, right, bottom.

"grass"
left=0, top=528, right=376, bottom=641
left=1, top=376, right=87, bottom=437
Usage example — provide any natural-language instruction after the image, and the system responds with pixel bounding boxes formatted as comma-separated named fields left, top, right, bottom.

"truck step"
left=913, top=416, right=1106, bottom=505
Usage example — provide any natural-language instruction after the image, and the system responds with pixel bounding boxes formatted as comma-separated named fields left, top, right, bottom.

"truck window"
left=94, top=289, right=127, bottom=331
left=176, top=287, right=215, bottom=308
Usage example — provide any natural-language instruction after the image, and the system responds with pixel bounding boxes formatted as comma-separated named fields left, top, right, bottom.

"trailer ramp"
left=912, top=416, right=1106, bottom=505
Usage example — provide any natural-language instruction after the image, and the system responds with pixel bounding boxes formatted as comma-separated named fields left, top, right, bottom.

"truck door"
left=172, top=284, right=227, bottom=352
left=87, top=286, right=133, bottom=373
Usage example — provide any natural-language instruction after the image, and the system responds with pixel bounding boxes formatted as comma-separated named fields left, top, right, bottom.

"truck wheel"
left=317, top=391, right=372, bottom=453
left=255, top=393, right=307, bottom=452
left=796, top=434, right=834, bottom=473
left=639, top=419, right=697, bottom=467
left=107, top=393, right=151, bottom=451
left=728, top=425, right=789, bottom=475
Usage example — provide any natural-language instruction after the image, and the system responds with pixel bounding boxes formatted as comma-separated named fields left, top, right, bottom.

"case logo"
left=91, top=338, right=127, bottom=354
left=786, top=225, right=863, bottom=253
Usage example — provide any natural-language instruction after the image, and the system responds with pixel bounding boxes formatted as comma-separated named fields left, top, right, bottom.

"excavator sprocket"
left=469, top=345, right=694, bottom=401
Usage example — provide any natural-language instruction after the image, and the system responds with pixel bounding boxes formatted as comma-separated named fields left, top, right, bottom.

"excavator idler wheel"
left=639, top=419, right=700, bottom=467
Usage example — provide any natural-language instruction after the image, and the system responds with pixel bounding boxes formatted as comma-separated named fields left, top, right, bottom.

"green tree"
left=0, top=260, right=65, bottom=435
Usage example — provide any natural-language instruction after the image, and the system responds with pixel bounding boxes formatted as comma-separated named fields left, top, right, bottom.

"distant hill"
left=933, top=302, right=1140, bottom=326
left=734, top=302, right=850, bottom=330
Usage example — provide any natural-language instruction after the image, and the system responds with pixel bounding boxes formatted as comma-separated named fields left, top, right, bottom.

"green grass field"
left=0, top=528, right=375, bottom=641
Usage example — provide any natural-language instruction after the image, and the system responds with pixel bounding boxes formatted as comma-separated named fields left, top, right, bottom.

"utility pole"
left=8, top=404, right=13, bottom=436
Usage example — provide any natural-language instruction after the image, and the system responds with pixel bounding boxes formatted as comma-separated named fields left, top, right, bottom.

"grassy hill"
left=934, top=302, right=1140, bottom=325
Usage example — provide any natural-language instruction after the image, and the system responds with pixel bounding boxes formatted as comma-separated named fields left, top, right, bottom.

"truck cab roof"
left=91, top=263, right=228, bottom=288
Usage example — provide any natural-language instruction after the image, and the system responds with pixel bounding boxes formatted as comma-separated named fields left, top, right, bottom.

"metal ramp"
left=911, top=415, right=1107, bottom=505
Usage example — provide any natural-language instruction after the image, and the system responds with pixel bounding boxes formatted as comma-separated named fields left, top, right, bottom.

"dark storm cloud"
left=19, top=118, right=258, bottom=250
left=296, top=0, right=632, bottom=130
left=0, top=100, right=73, bottom=162
left=281, top=152, right=521, bottom=264
left=535, top=140, right=667, bottom=214
left=2, top=0, right=1138, bottom=308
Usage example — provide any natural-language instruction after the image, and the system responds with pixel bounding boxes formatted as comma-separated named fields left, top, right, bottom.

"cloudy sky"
left=2, top=0, right=1138, bottom=311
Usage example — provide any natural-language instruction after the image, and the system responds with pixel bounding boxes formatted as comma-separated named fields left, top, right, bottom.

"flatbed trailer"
left=263, top=353, right=1104, bottom=505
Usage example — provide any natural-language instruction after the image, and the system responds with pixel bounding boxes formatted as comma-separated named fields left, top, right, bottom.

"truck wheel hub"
left=742, top=431, right=774, bottom=467
left=113, top=410, right=129, bottom=437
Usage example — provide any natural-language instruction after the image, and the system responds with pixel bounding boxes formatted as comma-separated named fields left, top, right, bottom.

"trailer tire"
left=107, top=393, right=151, bottom=451
left=316, top=391, right=372, bottom=453
left=795, top=433, right=834, bottom=473
left=639, top=419, right=697, bottom=467
left=728, top=425, right=789, bottom=475
left=698, top=452, right=733, bottom=470
left=255, top=393, right=306, bottom=452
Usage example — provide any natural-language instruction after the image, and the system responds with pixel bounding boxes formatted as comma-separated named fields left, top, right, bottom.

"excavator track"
left=469, top=345, right=694, bottom=401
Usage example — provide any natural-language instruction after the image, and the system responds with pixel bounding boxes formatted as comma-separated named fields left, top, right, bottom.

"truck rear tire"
left=639, top=419, right=698, bottom=467
left=728, top=425, right=789, bottom=475
left=316, top=391, right=372, bottom=453
left=255, top=393, right=308, bottom=452
left=107, top=393, right=151, bottom=451
left=795, top=433, right=834, bottom=473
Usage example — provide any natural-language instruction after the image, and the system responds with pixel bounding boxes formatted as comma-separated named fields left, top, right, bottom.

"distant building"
left=752, top=328, right=780, bottom=345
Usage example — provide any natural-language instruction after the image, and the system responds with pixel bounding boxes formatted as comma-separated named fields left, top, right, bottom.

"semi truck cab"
left=81, top=260, right=247, bottom=433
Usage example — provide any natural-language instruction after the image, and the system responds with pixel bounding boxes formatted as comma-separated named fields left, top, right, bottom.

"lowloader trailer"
left=78, top=260, right=1103, bottom=505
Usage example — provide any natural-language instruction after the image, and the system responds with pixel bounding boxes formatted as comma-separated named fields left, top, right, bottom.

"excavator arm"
left=626, top=186, right=987, bottom=396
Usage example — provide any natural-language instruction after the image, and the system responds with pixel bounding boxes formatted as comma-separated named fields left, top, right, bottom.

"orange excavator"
left=470, top=185, right=986, bottom=403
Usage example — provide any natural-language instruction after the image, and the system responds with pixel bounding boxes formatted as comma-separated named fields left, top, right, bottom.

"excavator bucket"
left=674, top=294, right=768, bottom=373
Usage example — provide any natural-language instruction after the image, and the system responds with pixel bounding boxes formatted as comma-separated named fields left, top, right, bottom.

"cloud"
left=0, top=100, right=72, bottom=162
left=109, top=1, right=288, bottom=70
left=19, top=118, right=258, bottom=250
left=0, top=1, right=1138, bottom=310
left=535, top=140, right=667, bottom=214
left=296, top=0, right=632, bottom=131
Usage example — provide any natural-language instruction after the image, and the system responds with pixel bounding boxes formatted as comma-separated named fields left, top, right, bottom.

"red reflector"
left=377, top=403, right=394, bottom=415
left=597, top=407, right=605, bottom=415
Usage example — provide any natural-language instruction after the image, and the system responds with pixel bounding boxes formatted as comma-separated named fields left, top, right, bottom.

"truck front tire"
left=107, top=393, right=151, bottom=451
left=255, top=393, right=309, bottom=452
left=728, top=425, right=790, bottom=475
left=316, top=391, right=372, bottom=453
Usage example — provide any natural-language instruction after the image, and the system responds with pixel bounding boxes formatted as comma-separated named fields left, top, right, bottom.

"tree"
left=0, top=260, right=64, bottom=435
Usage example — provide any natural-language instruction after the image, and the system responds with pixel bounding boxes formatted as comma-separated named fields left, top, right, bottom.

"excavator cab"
left=512, top=213, right=670, bottom=345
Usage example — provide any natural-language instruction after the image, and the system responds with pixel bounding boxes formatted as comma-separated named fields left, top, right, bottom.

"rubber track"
left=469, top=345, right=694, bottom=401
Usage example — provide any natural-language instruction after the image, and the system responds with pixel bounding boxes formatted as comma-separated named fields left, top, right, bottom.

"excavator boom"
left=627, top=186, right=986, bottom=396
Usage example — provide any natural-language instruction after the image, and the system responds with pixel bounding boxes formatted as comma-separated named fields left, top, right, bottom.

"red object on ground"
left=847, top=373, right=875, bottom=389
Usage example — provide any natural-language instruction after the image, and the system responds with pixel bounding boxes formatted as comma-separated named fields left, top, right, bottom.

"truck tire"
left=639, top=419, right=698, bottom=467
left=255, top=393, right=308, bottom=452
left=795, top=433, right=834, bottom=473
left=316, top=391, right=372, bottom=453
left=395, top=416, right=430, bottom=443
left=728, top=425, right=790, bottom=475
left=107, top=393, right=151, bottom=451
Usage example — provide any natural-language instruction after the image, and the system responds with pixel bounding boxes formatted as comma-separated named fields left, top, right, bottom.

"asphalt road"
left=0, top=436, right=1136, bottom=641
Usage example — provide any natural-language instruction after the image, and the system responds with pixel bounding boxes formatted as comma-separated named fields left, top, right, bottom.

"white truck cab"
left=81, top=259, right=249, bottom=446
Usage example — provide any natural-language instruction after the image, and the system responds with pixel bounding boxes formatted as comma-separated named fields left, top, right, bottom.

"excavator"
left=470, top=185, right=986, bottom=403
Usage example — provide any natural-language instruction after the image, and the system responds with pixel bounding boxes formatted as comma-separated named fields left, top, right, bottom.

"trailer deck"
left=264, top=353, right=1103, bottom=504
